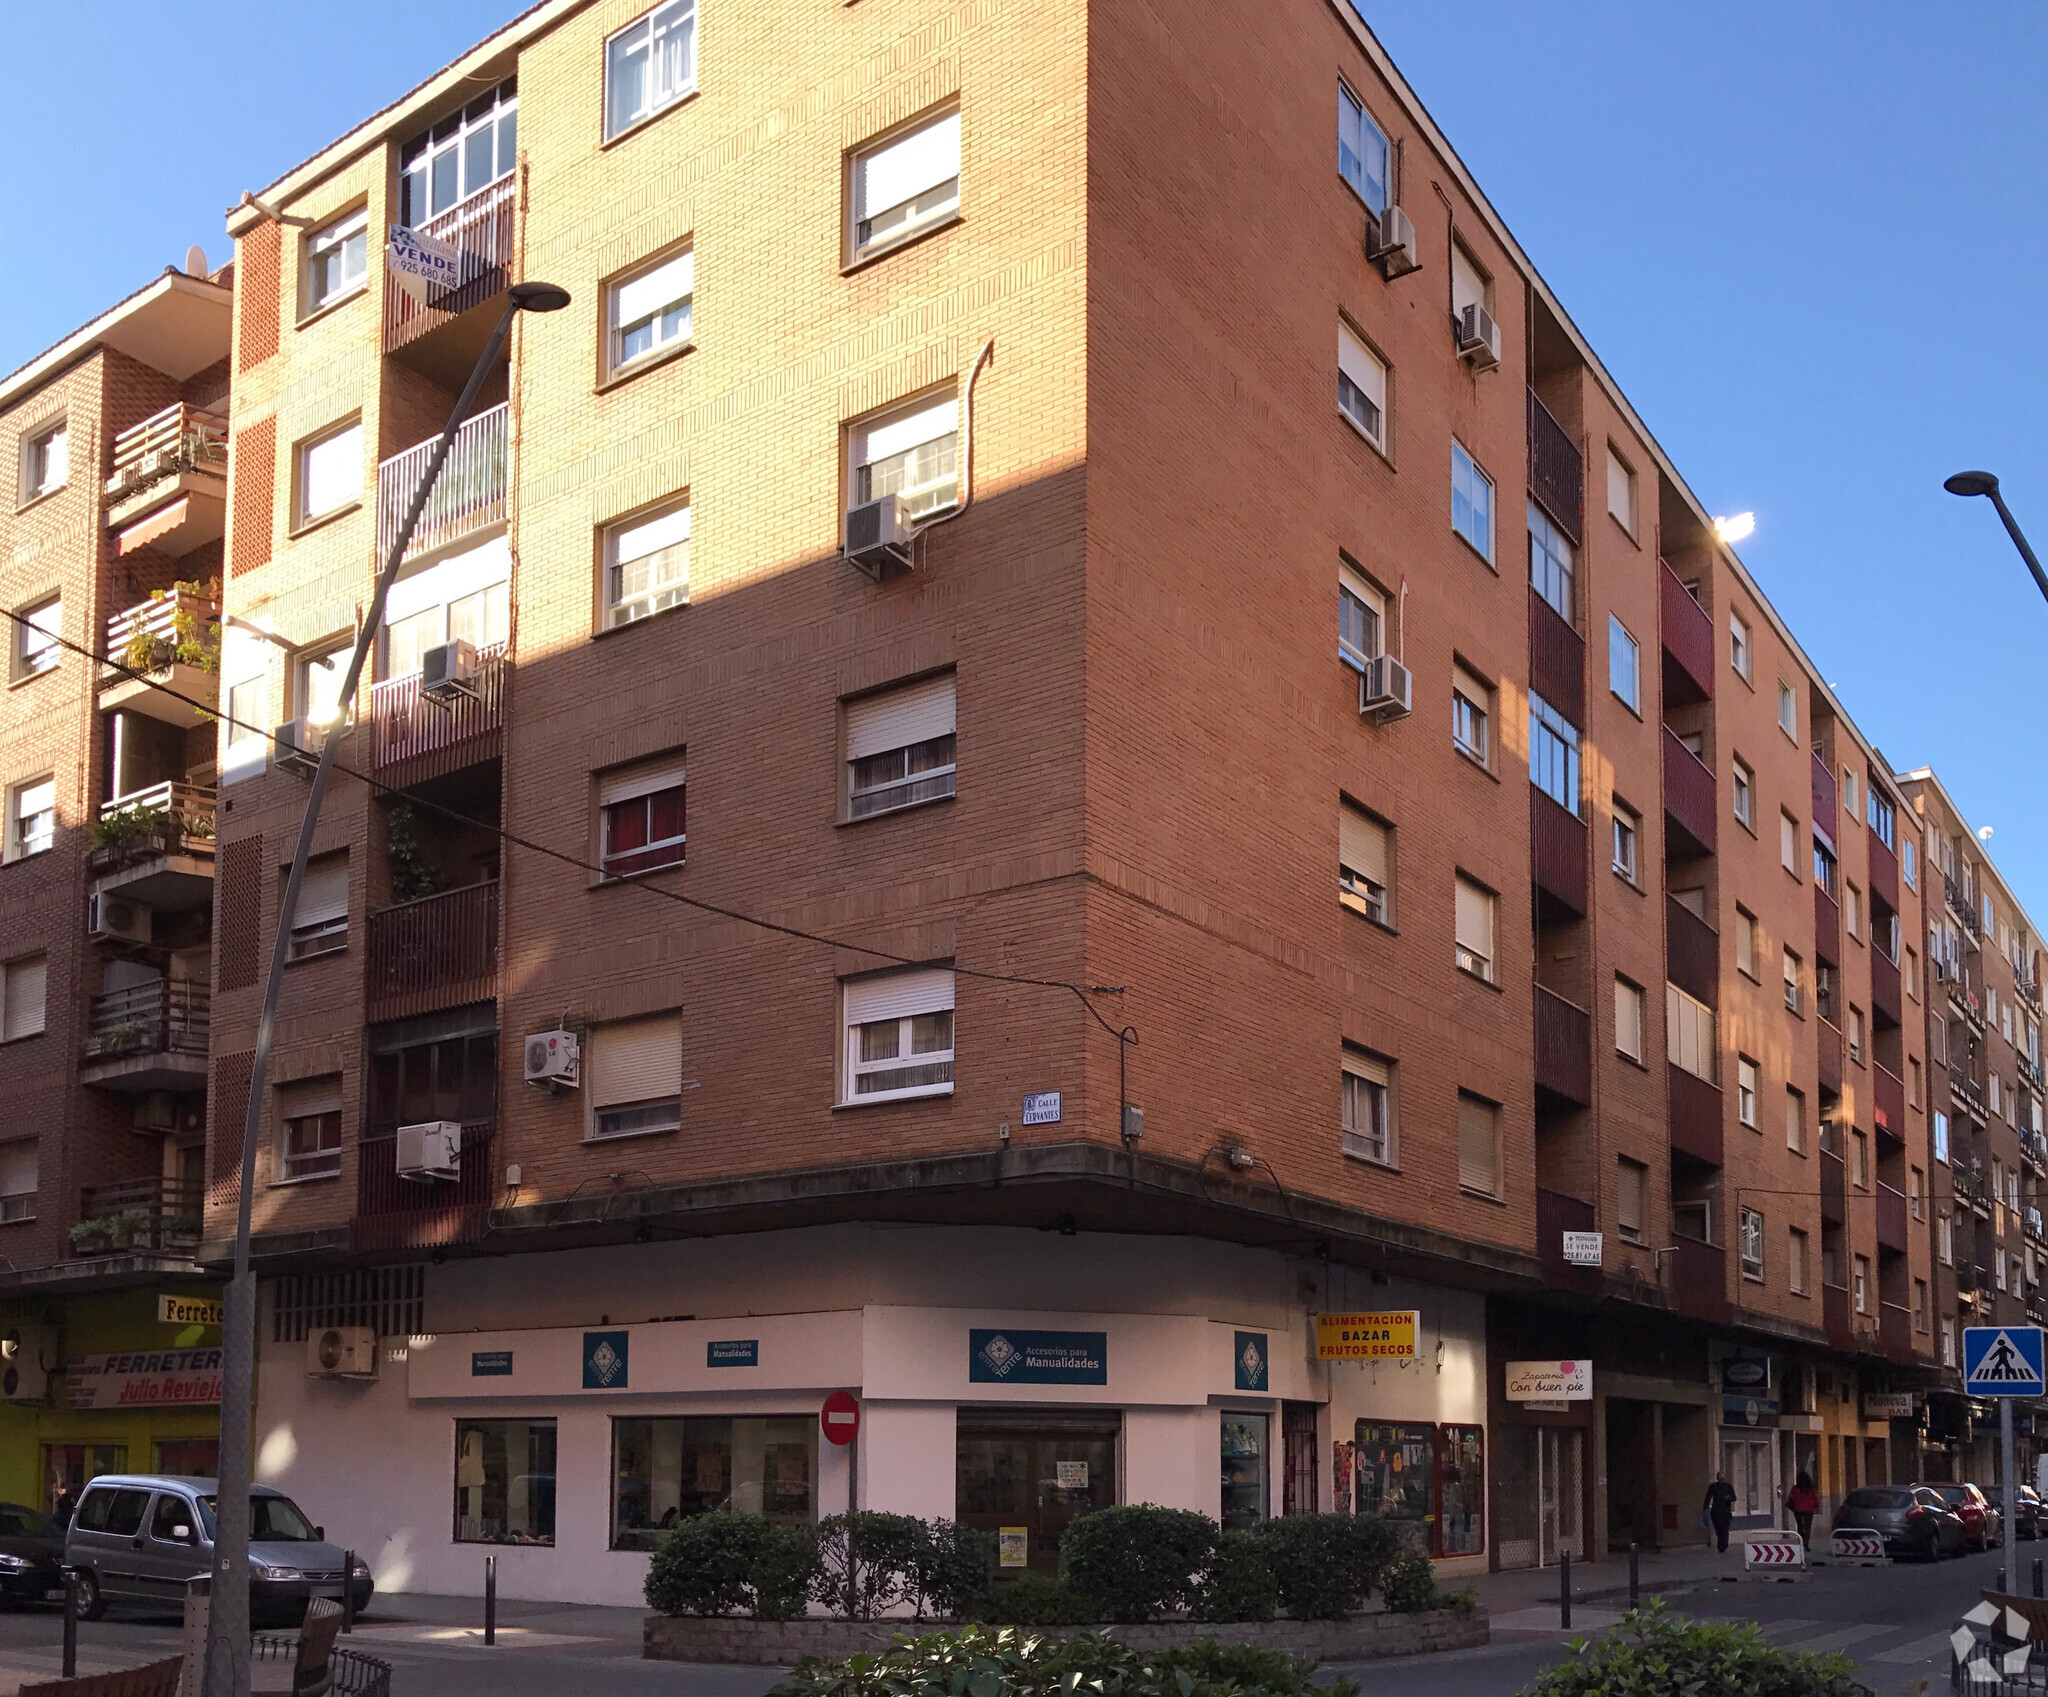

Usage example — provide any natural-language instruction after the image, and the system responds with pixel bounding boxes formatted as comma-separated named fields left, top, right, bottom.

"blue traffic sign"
left=1964, top=1325, right=2046, bottom=1396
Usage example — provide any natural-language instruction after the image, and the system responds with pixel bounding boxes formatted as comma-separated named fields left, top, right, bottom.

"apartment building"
left=0, top=265, right=232, bottom=1510
left=176, top=0, right=1972, bottom=1598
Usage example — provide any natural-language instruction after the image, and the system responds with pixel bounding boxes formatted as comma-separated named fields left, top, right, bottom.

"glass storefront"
left=957, top=1409, right=1118, bottom=1576
left=1354, top=1419, right=1486, bottom=1558
left=610, top=1416, right=817, bottom=1550
left=1220, top=1413, right=1267, bottom=1530
left=454, top=1418, right=557, bottom=1544
left=1436, top=1424, right=1484, bottom=1554
left=44, top=1445, right=126, bottom=1520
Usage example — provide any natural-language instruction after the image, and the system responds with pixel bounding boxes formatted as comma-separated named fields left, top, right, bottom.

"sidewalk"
left=1467, top=1542, right=1746, bottom=1620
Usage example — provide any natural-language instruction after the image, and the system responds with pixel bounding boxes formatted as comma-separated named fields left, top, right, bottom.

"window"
left=606, top=248, right=693, bottom=376
left=400, top=78, right=516, bottom=226
left=1734, top=908, right=1757, bottom=978
left=7, top=777, right=53, bottom=861
left=1867, top=785, right=1896, bottom=849
left=1851, top=1128, right=1869, bottom=1188
left=1606, top=448, right=1636, bottom=536
left=1737, top=1056, right=1758, bottom=1128
left=843, top=968, right=954, bottom=1103
left=611, top=1416, right=816, bottom=1549
left=1783, top=948, right=1803, bottom=1014
left=605, top=0, right=696, bottom=138
left=1910, top=1166, right=1924, bottom=1219
left=1739, top=1207, right=1764, bottom=1279
left=1528, top=502, right=1574, bottom=622
left=1999, top=1249, right=2009, bottom=1291
left=1615, top=976, right=1645, bottom=1062
left=1729, top=612, right=1751, bottom=681
left=845, top=674, right=956, bottom=819
left=1338, top=561, right=1384, bottom=670
left=1667, top=983, right=1716, bottom=1083
left=1853, top=1255, right=1870, bottom=1313
left=1845, top=883, right=1860, bottom=939
left=1777, top=680, right=1797, bottom=739
left=1909, top=1056, right=1922, bottom=1106
left=0, top=1142, right=33, bottom=1222
left=1903, top=838, right=1918, bottom=889
left=1906, top=945, right=1920, bottom=1001
left=1849, top=1007, right=1865, bottom=1064
left=1617, top=1157, right=1647, bottom=1242
left=0, top=951, right=47, bottom=1049
left=15, top=595, right=59, bottom=679
left=1789, top=1226, right=1810, bottom=1294
left=1451, top=442, right=1493, bottom=562
left=1933, top=1109, right=1949, bottom=1165
left=1336, top=81, right=1389, bottom=211
left=1454, top=875, right=1495, bottom=983
left=1336, top=323, right=1389, bottom=448
left=1842, top=767, right=1859, bottom=819
left=455, top=1419, right=556, bottom=1545
left=1339, top=803, right=1392, bottom=925
left=18, top=420, right=66, bottom=503
left=599, top=759, right=687, bottom=876
left=1608, top=617, right=1640, bottom=711
left=1450, top=243, right=1489, bottom=321
left=1341, top=1052, right=1393, bottom=1165
left=1451, top=665, right=1491, bottom=766
left=1780, top=810, right=1798, bottom=874
left=849, top=391, right=958, bottom=520
left=1940, top=1211, right=1954, bottom=1264
left=1813, top=839, right=1836, bottom=895
left=287, top=855, right=348, bottom=959
left=277, top=1078, right=342, bottom=1181
left=304, top=208, right=368, bottom=312
left=294, top=641, right=352, bottom=729
left=1527, top=692, right=1580, bottom=815
left=1941, top=1317, right=1956, bottom=1367
left=1456, top=1092, right=1499, bottom=1198
left=603, top=499, right=690, bottom=628
left=1612, top=801, right=1640, bottom=884
left=1786, top=1084, right=1806, bottom=1155
left=589, top=1013, right=685, bottom=1138
left=295, top=420, right=361, bottom=526
left=1731, top=757, right=1754, bottom=827
left=848, top=107, right=960, bottom=260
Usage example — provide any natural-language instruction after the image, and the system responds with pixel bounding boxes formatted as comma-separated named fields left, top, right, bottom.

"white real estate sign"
left=386, top=225, right=465, bottom=303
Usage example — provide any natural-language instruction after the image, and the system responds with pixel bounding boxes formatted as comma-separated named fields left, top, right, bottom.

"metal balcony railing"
left=384, top=177, right=517, bottom=350
left=87, top=781, right=217, bottom=877
left=1662, top=726, right=1717, bottom=857
left=366, top=880, right=499, bottom=1020
left=1948, top=874, right=1982, bottom=940
left=1659, top=562, right=1715, bottom=703
left=1533, top=985, right=1592, bottom=1107
left=82, top=980, right=210, bottom=1063
left=369, top=641, right=506, bottom=774
left=376, top=403, right=508, bottom=565
left=354, top=1118, right=494, bottom=1253
left=104, top=404, right=227, bottom=502
left=1526, top=389, right=1583, bottom=542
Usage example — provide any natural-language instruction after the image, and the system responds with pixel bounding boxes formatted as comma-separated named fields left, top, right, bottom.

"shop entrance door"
left=1538, top=1427, right=1584, bottom=1566
left=43, top=1445, right=127, bottom=1522
left=957, top=1410, right=1118, bottom=1576
left=1281, top=1403, right=1320, bottom=1514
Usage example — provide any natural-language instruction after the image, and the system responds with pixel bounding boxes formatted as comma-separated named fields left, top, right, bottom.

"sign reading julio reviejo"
left=1314, top=1311, right=1418, bottom=1360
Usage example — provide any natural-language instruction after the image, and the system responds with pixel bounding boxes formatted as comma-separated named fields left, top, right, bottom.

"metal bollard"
left=484, top=1553, right=497, bottom=1646
left=342, top=1549, right=356, bottom=1633
left=62, top=1572, right=76, bottom=1679
left=1560, top=1551, right=1571, bottom=1631
left=1629, top=1542, right=1640, bottom=1609
left=2034, top=1557, right=2043, bottom=1599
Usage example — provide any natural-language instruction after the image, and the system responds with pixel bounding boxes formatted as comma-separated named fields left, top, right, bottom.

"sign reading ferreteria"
left=970, top=1329, right=1108, bottom=1385
left=1314, top=1311, right=1417, bottom=1361
left=1505, top=1359, right=1592, bottom=1402
left=68, top=1347, right=222, bottom=1409
left=158, top=1295, right=224, bottom=1328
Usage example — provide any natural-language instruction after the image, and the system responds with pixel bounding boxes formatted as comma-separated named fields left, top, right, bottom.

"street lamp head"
left=1945, top=470, right=2001, bottom=499
left=509, top=281, right=573, bottom=313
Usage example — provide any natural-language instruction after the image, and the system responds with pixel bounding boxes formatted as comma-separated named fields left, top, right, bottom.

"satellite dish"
left=185, top=245, right=208, bottom=278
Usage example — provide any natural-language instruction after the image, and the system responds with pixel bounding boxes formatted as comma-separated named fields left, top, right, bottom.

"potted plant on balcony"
left=119, top=580, right=220, bottom=677
left=109, top=1209, right=157, bottom=1251
left=68, top=1219, right=115, bottom=1255
left=85, top=1021, right=150, bottom=1060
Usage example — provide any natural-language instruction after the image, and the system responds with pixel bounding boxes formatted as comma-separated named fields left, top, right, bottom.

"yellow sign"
left=158, top=1295, right=224, bottom=1328
left=998, top=1527, right=1029, bottom=1568
left=1315, top=1310, right=1418, bottom=1360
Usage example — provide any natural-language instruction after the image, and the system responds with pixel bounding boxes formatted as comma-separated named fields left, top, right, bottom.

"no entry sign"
left=820, top=1389, right=860, bottom=1446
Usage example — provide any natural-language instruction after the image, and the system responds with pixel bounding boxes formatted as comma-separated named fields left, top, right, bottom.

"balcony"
left=1668, top=1065, right=1724, bottom=1168
left=1662, top=726, right=1717, bottom=859
left=353, top=1118, right=494, bottom=1253
left=1876, top=1181, right=1910, bottom=1256
left=1536, top=1188, right=1603, bottom=1296
left=366, top=880, right=499, bottom=1022
left=1810, top=750, right=1837, bottom=840
left=2027, top=1208, right=2046, bottom=1247
left=1528, top=586, right=1585, bottom=721
left=2019, top=970, right=2043, bottom=1015
left=79, top=979, right=209, bottom=1091
left=1670, top=1235, right=1730, bottom=1324
left=2024, top=1132, right=2048, bottom=1176
left=385, top=177, right=517, bottom=359
left=1868, top=833, right=1898, bottom=909
left=1947, top=875, right=1982, bottom=941
left=1820, top=1148, right=1846, bottom=1226
left=1526, top=389, right=1583, bottom=542
left=1818, top=1021, right=1844, bottom=1095
left=376, top=402, right=508, bottom=567
left=1823, top=1282, right=1854, bottom=1351
left=1954, top=1164, right=1990, bottom=1213
left=86, top=782, right=216, bottom=911
left=1873, top=1062, right=1907, bottom=1149
left=1955, top=984, right=1988, bottom=1037
left=103, top=404, right=227, bottom=557
left=1879, top=1301, right=1914, bottom=1364
left=100, top=588, right=220, bottom=727
left=1660, top=562, right=1715, bottom=705
left=1534, top=985, right=1592, bottom=1110
left=1814, top=883, right=1840, bottom=965
left=369, top=640, right=506, bottom=783
left=67, top=1178, right=203, bottom=1261
left=1530, top=789, right=1588, bottom=919
left=1952, top=1071, right=1988, bottom=1125
left=1666, top=894, right=1720, bottom=1007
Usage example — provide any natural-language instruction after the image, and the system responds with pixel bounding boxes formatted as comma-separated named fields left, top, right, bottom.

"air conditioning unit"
left=87, top=891, right=153, bottom=945
left=133, top=1093, right=179, bottom=1134
left=1358, top=654, right=1414, bottom=721
left=523, top=1029, right=581, bottom=1087
left=0, top=1326, right=55, bottom=1403
left=421, top=639, right=480, bottom=705
left=274, top=717, right=326, bottom=777
left=1456, top=304, right=1502, bottom=371
left=395, top=1121, right=462, bottom=1182
left=1368, top=206, right=1420, bottom=278
left=306, top=1326, right=378, bottom=1380
left=843, top=494, right=914, bottom=581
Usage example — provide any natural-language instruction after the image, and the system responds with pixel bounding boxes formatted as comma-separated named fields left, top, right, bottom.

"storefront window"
left=156, top=1440, right=219, bottom=1477
left=455, top=1418, right=557, bottom=1544
left=1353, top=1421, right=1434, bottom=1553
left=44, top=1444, right=125, bottom=1521
left=1220, top=1414, right=1268, bottom=1531
left=957, top=1411, right=1118, bottom=1576
left=611, top=1417, right=817, bottom=1550
left=1435, top=1424, right=1484, bottom=1555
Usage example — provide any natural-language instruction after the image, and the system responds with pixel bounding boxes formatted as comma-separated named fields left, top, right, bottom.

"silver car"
left=62, top=1474, right=371, bottom=1626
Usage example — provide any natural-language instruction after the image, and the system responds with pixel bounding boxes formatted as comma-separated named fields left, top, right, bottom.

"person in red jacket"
left=1786, top=1471, right=1821, bottom=1546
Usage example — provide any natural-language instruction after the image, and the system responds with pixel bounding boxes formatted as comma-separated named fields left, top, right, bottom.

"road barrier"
left=1820, top=1529, right=1890, bottom=1567
left=1744, top=1533, right=1808, bottom=1579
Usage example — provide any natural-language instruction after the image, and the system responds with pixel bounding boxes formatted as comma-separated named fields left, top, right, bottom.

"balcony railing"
left=1526, top=389, right=1583, bottom=542
left=1666, top=894, right=1719, bottom=1007
left=369, top=640, right=507, bottom=776
left=1527, top=586, right=1585, bottom=720
left=1948, top=874, right=1982, bottom=940
left=1867, top=832, right=1899, bottom=909
left=1534, top=985, right=1592, bottom=1108
left=1879, top=1300, right=1914, bottom=1362
left=1953, top=1072, right=1988, bottom=1124
left=1823, top=1282, right=1853, bottom=1350
left=1813, top=883, right=1840, bottom=965
left=1536, top=1188, right=1602, bottom=1295
left=105, top=404, right=227, bottom=501
left=366, top=880, right=499, bottom=1021
left=1818, top=1021, right=1843, bottom=1095
left=1870, top=946, right=1902, bottom=1029
left=1954, top=1165, right=1989, bottom=1210
left=384, top=177, right=517, bottom=350
left=354, top=1118, right=495, bottom=1253
left=1820, top=1148, right=1846, bottom=1226
left=82, top=979, right=209, bottom=1063
left=2018, top=970, right=2043, bottom=1014
left=1876, top=1181, right=1910, bottom=1255
left=86, top=781, right=217, bottom=878
left=376, top=402, right=508, bottom=565
left=2028, top=1208, right=2046, bottom=1246
left=1810, top=750, right=1837, bottom=839
left=1873, top=1062, right=1906, bottom=1147
left=1659, top=562, right=1715, bottom=704
left=1670, top=1235, right=1729, bottom=1323
left=1662, top=726, right=1717, bottom=858
left=1530, top=789, right=1588, bottom=918
left=103, top=586, right=221, bottom=680
left=69, top=1177, right=204, bottom=1259
left=1668, top=1065, right=1723, bottom=1167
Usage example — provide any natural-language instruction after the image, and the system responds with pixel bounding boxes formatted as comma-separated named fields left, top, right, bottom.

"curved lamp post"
left=1945, top=470, right=2048, bottom=608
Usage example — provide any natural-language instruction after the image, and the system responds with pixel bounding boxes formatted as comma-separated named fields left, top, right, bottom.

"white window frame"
left=1605, top=447, right=1636, bottom=537
left=1528, top=500, right=1574, bottom=623
left=604, top=0, right=698, bottom=140
left=1615, top=976, right=1645, bottom=1062
left=1336, top=79, right=1388, bottom=212
left=295, top=419, right=362, bottom=528
left=845, top=675, right=956, bottom=821
left=1731, top=756, right=1754, bottom=827
left=1612, top=802, right=1639, bottom=884
left=278, top=1082, right=343, bottom=1183
left=603, top=498, right=691, bottom=628
left=1780, top=809, right=1799, bottom=873
left=1608, top=615, right=1640, bottom=712
left=1456, top=1091, right=1500, bottom=1199
left=1337, top=322, right=1387, bottom=449
left=1339, top=802, right=1391, bottom=926
left=304, top=207, right=369, bottom=314
left=589, top=1013, right=686, bottom=1140
left=1341, top=1052, right=1393, bottom=1166
left=1739, top=1207, right=1764, bottom=1279
left=1454, top=873, right=1495, bottom=984
left=1617, top=1157, right=1646, bottom=1242
left=606, top=248, right=694, bottom=377
left=293, top=640, right=354, bottom=730
left=15, top=594, right=59, bottom=681
left=0, top=1141, right=35, bottom=1222
left=1789, top=1226, right=1809, bottom=1294
left=1735, top=907, right=1756, bottom=978
left=6, top=775, right=54, bottom=863
left=848, top=106, right=962, bottom=262
left=848, top=391, right=959, bottom=521
left=1, top=954, right=46, bottom=1043
left=1338, top=561, right=1384, bottom=671
left=1528, top=690, right=1580, bottom=817
left=1451, top=440, right=1494, bottom=563
left=1452, top=664, right=1491, bottom=767
left=1784, top=947, right=1802, bottom=1015
left=1786, top=1085, right=1806, bottom=1155
left=18, top=419, right=66, bottom=504
left=599, top=760, right=688, bottom=878
left=287, top=855, right=349, bottom=960
left=841, top=969, right=955, bottom=1105
left=1729, top=611, right=1752, bottom=681
left=1777, top=679, right=1797, bottom=740
left=399, top=78, right=517, bottom=226
left=1737, top=1056, right=1758, bottom=1128
left=1667, top=982, right=1716, bottom=1083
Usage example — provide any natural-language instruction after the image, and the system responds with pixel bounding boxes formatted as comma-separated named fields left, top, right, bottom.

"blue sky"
left=4, top=3, right=2046, bottom=901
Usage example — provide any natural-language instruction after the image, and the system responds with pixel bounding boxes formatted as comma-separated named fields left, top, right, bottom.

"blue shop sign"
left=970, top=1328, right=1107, bottom=1385
left=707, top=1339, right=759, bottom=1368
left=584, top=1329, right=630, bottom=1389
left=1235, top=1331, right=1269, bottom=1392
left=470, top=1350, right=514, bottom=1377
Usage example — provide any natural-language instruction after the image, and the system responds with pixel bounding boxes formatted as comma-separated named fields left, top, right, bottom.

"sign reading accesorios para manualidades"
left=1315, top=1311, right=1417, bottom=1361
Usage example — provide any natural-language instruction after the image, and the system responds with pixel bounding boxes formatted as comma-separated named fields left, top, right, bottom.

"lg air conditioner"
left=306, top=1326, right=379, bottom=1379
left=274, top=717, right=326, bottom=777
left=1358, top=654, right=1414, bottom=721
left=523, top=1029, right=581, bottom=1087
left=843, top=495, right=914, bottom=581
left=1368, top=206, right=1419, bottom=279
left=395, top=1121, right=462, bottom=1182
left=87, top=891, right=153, bottom=945
left=421, top=639, right=480, bottom=705
left=1456, top=304, right=1502, bottom=371
left=0, top=1326, right=54, bottom=1402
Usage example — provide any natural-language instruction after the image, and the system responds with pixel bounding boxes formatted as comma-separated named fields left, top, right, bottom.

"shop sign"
left=998, top=1527, right=1029, bottom=1568
left=1314, top=1311, right=1417, bottom=1361
left=1505, top=1360, right=1592, bottom=1401
left=1561, top=1232, right=1603, bottom=1267
left=67, top=1348, right=221, bottom=1410
left=583, top=1330, right=630, bottom=1390
left=970, top=1329, right=1107, bottom=1385
left=470, top=1350, right=514, bottom=1377
left=157, top=1295, right=223, bottom=1327
left=707, top=1339, right=759, bottom=1368
left=1721, top=1355, right=1771, bottom=1395
left=1021, top=1091, right=1062, bottom=1126
left=1722, top=1395, right=1780, bottom=1427
left=1862, top=1391, right=1915, bottom=1419
left=1234, top=1331, right=1269, bottom=1392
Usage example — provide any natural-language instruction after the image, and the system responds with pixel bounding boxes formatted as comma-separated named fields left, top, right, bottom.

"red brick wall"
left=229, top=416, right=275, bottom=579
left=236, top=224, right=281, bottom=373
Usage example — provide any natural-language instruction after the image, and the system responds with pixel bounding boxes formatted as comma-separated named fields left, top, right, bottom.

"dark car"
left=1984, top=1484, right=2042, bottom=1541
left=1923, top=1482, right=2003, bottom=1550
left=1832, top=1485, right=1968, bottom=1560
left=0, top=1503, right=68, bottom=1607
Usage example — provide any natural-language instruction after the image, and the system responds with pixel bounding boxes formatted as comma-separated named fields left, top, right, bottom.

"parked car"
left=1831, top=1485, right=1968, bottom=1560
left=62, top=1475, right=371, bottom=1627
left=1984, top=1484, right=2042, bottom=1541
left=1921, top=1482, right=2002, bottom=1550
left=0, top=1503, right=68, bottom=1608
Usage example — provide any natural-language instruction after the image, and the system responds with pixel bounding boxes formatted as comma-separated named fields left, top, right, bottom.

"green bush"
left=1376, top=1550, right=1444, bottom=1614
left=644, top=1511, right=818, bottom=1620
left=1520, top=1601, right=1873, bottom=1697
left=1193, top=1529, right=1277, bottom=1623
left=906, top=1519, right=996, bottom=1620
left=982, top=1572, right=1098, bottom=1626
left=1059, top=1504, right=1218, bottom=1623
left=1248, top=1515, right=1398, bottom=1621
left=813, top=1512, right=929, bottom=1619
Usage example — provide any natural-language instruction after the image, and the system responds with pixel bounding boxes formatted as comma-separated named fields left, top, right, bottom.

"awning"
left=116, top=496, right=188, bottom=555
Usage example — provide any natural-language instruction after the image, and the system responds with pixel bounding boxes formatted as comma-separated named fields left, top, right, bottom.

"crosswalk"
left=1698, top=1615, right=1955, bottom=1671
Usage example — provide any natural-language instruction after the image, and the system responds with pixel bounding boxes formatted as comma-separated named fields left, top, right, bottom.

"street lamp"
left=202, top=279, right=569, bottom=1697
left=1944, top=469, right=2048, bottom=608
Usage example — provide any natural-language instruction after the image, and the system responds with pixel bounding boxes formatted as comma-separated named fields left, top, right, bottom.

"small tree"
left=1059, top=1504, right=1218, bottom=1623
left=811, top=1511, right=928, bottom=1619
left=905, top=1519, right=996, bottom=1620
left=644, top=1512, right=818, bottom=1620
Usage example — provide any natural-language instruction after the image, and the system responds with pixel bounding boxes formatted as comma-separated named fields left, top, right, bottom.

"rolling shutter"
left=855, top=113, right=961, bottom=222
left=295, top=856, right=348, bottom=928
left=278, top=1076, right=343, bottom=1121
left=1457, top=1095, right=1498, bottom=1196
left=844, top=968, right=954, bottom=1028
left=0, top=1142, right=35, bottom=1201
left=1339, top=806, right=1388, bottom=886
left=385, top=536, right=510, bottom=625
left=846, top=676, right=955, bottom=761
left=601, top=759, right=687, bottom=809
left=1454, top=876, right=1494, bottom=962
left=1337, top=325, right=1385, bottom=417
left=854, top=398, right=957, bottom=470
left=2, top=958, right=44, bottom=1042
left=613, top=503, right=691, bottom=566
left=616, top=250, right=694, bottom=327
left=592, top=1015, right=682, bottom=1108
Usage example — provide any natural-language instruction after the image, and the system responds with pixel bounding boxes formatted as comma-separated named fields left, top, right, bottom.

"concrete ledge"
left=643, top=1609, right=1488, bottom=1665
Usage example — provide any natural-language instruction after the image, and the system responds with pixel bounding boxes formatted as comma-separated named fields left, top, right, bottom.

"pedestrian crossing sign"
left=1963, top=1325, right=2046, bottom=1396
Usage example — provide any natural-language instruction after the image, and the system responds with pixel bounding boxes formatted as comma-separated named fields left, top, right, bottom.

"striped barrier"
left=1823, top=1530, right=1890, bottom=1567
left=1744, top=1534, right=1808, bottom=1579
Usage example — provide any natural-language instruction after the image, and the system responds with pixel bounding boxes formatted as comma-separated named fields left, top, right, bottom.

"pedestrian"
left=1703, top=1472, right=1737, bottom=1553
left=1786, top=1471, right=1820, bottom=1547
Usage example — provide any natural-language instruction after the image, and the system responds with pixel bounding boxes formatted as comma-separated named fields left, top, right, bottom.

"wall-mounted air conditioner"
left=1456, top=304, right=1502, bottom=371
left=523, top=1029, right=581, bottom=1087
left=843, top=495, right=914, bottom=581
left=1368, top=206, right=1419, bottom=279
left=274, top=717, right=326, bottom=777
left=306, top=1326, right=378, bottom=1379
left=0, top=1326, right=55, bottom=1402
left=87, top=891, right=153, bottom=945
left=396, top=1121, right=462, bottom=1182
left=421, top=640, right=480, bottom=705
left=1358, top=655, right=1413, bottom=721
